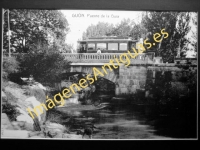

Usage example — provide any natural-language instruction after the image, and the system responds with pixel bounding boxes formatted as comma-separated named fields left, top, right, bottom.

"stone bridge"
left=8, top=53, right=197, bottom=96
left=64, top=52, right=154, bottom=84
left=62, top=53, right=197, bottom=96
left=70, top=65, right=119, bottom=83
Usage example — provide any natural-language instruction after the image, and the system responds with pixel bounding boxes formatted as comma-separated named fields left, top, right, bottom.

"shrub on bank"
left=14, top=50, right=71, bottom=86
left=2, top=103, right=20, bottom=121
left=3, top=57, right=20, bottom=80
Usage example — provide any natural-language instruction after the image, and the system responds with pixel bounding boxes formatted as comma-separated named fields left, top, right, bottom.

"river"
left=56, top=98, right=196, bottom=140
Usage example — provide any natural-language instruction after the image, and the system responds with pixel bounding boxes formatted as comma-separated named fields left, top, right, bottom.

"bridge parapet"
left=4, top=52, right=155, bottom=64
left=62, top=53, right=152, bottom=64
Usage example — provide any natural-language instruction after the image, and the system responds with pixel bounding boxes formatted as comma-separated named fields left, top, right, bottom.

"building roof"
left=78, top=36, right=138, bottom=43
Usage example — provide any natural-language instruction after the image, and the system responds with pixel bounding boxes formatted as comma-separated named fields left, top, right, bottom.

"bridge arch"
left=70, top=65, right=119, bottom=83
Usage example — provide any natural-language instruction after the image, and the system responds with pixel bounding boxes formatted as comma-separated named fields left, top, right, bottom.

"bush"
left=2, top=103, right=20, bottom=121
left=17, top=50, right=71, bottom=86
left=3, top=57, right=20, bottom=79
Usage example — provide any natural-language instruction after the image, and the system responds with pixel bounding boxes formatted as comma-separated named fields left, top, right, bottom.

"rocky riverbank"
left=1, top=81, right=82, bottom=139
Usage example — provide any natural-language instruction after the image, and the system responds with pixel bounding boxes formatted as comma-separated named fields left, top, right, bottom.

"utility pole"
left=2, top=9, right=3, bottom=57
left=2, top=9, right=11, bottom=57
left=8, top=9, right=10, bottom=57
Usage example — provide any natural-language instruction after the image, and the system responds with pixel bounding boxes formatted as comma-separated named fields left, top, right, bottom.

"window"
left=79, top=43, right=86, bottom=53
left=97, top=43, right=106, bottom=51
left=88, top=43, right=95, bottom=50
left=119, top=43, right=127, bottom=50
left=108, top=43, right=118, bottom=50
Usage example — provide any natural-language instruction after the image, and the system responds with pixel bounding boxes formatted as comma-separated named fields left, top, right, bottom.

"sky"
left=60, top=10, right=143, bottom=49
left=60, top=10, right=197, bottom=51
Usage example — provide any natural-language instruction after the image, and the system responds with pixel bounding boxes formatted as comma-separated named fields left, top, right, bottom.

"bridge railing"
left=62, top=53, right=153, bottom=63
left=3, top=52, right=155, bottom=64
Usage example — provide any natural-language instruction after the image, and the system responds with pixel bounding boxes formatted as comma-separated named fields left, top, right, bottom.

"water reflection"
left=58, top=104, right=177, bottom=139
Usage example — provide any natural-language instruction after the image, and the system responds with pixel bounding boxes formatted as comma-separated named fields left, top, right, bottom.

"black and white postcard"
left=1, top=8, right=198, bottom=140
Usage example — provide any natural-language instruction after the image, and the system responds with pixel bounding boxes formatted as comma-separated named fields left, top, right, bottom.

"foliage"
left=3, top=56, right=20, bottom=79
left=147, top=70, right=196, bottom=107
left=82, top=22, right=114, bottom=39
left=16, top=50, right=71, bottom=85
left=142, top=12, right=191, bottom=61
left=3, top=9, right=69, bottom=53
left=130, top=23, right=148, bottom=40
left=2, top=103, right=20, bottom=121
left=82, top=19, right=136, bottom=39
left=82, top=12, right=194, bottom=62
left=60, top=43, right=75, bottom=53
left=81, top=12, right=194, bottom=62
left=111, top=19, right=134, bottom=37
left=190, top=12, right=197, bottom=52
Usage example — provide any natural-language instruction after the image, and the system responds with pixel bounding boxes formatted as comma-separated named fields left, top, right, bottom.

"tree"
left=82, top=18, right=146, bottom=40
left=82, top=22, right=114, bottom=39
left=111, top=19, right=134, bottom=37
left=3, top=9, right=69, bottom=53
left=16, top=51, right=71, bottom=84
left=142, top=11, right=191, bottom=62
left=60, top=43, right=75, bottom=53
left=130, top=21, right=148, bottom=40
left=171, top=12, right=191, bottom=57
left=190, top=12, right=197, bottom=52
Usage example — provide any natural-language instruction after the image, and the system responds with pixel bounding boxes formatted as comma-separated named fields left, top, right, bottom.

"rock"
left=29, top=84, right=46, bottom=99
left=62, top=133, right=82, bottom=139
left=2, top=91, right=7, bottom=102
left=53, top=128, right=64, bottom=133
left=48, top=130, right=58, bottom=138
left=34, top=82, right=46, bottom=91
left=39, top=133, right=45, bottom=138
left=11, top=121, right=25, bottom=127
left=25, top=96, right=44, bottom=121
left=13, top=125, right=21, bottom=130
left=8, top=81, right=21, bottom=88
left=1, top=124, right=8, bottom=130
left=24, top=122, right=34, bottom=131
left=16, top=107, right=34, bottom=124
left=53, top=133, right=63, bottom=138
left=1, top=130, right=29, bottom=138
left=62, top=133, right=71, bottom=138
left=4, top=86, right=28, bottom=102
left=3, top=81, right=45, bottom=131
left=45, top=122, right=66, bottom=132
left=44, top=122, right=67, bottom=138
left=1, top=113, right=14, bottom=130
left=28, top=85, right=46, bottom=124
left=29, top=135, right=43, bottom=138
left=28, top=131, right=41, bottom=137
left=18, top=121, right=26, bottom=127
left=11, top=121, right=19, bottom=126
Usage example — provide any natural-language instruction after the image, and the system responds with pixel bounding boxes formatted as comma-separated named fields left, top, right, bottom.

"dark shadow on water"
left=58, top=101, right=197, bottom=139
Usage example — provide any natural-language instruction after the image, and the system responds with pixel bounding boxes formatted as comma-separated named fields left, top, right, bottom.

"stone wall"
left=117, top=58, right=197, bottom=96
left=117, top=65, right=147, bottom=95
left=69, top=58, right=197, bottom=97
left=70, top=66, right=119, bottom=83
left=145, top=64, right=197, bottom=97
